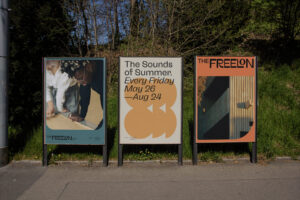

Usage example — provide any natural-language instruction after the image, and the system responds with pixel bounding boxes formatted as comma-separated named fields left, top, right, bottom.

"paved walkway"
left=0, top=160, right=299, bottom=200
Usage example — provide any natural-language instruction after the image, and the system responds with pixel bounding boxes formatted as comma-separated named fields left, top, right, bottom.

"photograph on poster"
left=119, top=57, right=182, bottom=144
left=197, top=76, right=254, bottom=140
left=45, top=59, right=104, bottom=131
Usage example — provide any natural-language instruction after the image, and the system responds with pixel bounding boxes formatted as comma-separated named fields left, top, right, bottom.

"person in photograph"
left=46, top=60, right=79, bottom=118
left=61, top=60, right=104, bottom=128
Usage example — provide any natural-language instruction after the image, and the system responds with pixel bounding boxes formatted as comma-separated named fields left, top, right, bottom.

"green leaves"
left=8, top=0, right=74, bottom=133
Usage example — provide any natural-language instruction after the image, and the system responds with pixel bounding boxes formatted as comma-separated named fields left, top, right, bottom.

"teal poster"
left=43, top=57, right=106, bottom=145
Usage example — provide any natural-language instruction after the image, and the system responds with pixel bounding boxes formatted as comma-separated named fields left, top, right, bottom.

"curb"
left=275, top=156, right=299, bottom=160
left=8, top=156, right=300, bottom=167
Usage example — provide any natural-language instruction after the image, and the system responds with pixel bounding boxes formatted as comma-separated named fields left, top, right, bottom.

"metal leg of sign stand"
left=178, top=144, right=183, bottom=165
left=192, top=121, right=198, bottom=165
left=192, top=141, right=198, bottom=165
left=193, top=58, right=198, bottom=166
left=252, top=58, right=258, bottom=164
left=118, top=144, right=123, bottom=166
left=251, top=142, right=257, bottom=163
left=103, top=145, right=108, bottom=167
left=43, top=144, right=48, bottom=166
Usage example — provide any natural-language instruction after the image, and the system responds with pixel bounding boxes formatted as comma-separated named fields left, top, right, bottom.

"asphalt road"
left=0, top=160, right=299, bottom=200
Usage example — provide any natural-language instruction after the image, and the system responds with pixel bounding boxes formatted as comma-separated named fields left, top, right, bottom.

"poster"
left=43, top=57, right=106, bottom=145
left=119, top=57, right=182, bottom=144
left=195, top=56, right=256, bottom=143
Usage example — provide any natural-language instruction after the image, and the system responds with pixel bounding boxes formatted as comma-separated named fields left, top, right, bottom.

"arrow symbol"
left=147, top=104, right=153, bottom=112
left=160, top=104, right=166, bottom=113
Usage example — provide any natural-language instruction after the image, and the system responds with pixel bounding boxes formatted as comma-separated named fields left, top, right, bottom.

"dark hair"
left=60, top=60, right=90, bottom=78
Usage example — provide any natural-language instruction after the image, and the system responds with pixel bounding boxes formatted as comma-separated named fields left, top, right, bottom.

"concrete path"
left=0, top=160, right=299, bottom=200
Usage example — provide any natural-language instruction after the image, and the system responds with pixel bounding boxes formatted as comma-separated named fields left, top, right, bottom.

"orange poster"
left=195, top=56, right=257, bottom=143
left=119, top=57, right=182, bottom=144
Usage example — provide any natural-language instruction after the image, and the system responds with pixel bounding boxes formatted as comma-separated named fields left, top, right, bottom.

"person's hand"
left=62, top=108, right=69, bottom=113
left=46, top=101, right=55, bottom=118
left=69, top=113, right=84, bottom=122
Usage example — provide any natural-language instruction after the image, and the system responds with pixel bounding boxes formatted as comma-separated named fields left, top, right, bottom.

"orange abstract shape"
left=151, top=107, right=177, bottom=138
left=124, top=108, right=152, bottom=139
left=124, top=78, right=178, bottom=139
left=151, top=108, right=165, bottom=138
left=163, top=108, right=177, bottom=137
left=152, top=79, right=177, bottom=108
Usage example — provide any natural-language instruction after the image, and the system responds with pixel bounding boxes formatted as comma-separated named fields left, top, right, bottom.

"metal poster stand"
left=43, top=58, right=108, bottom=167
left=193, top=56, right=258, bottom=165
left=118, top=57, right=183, bottom=166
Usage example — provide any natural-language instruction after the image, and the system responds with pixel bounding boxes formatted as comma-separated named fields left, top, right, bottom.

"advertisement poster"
left=195, top=56, right=256, bottom=143
left=43, top=57, right=106, bottom=145
left=119, top=57, right=182, bottom=144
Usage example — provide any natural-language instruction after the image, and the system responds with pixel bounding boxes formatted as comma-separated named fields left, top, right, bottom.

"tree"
left=274, top=0, right=300, bottom=44
left=248, top=0, right=300, bottom=42
left=113, top=0, right=120, bottom=49
left=161, top=0, right=250, bottom=59
left=130, top=0, right=139, bottom=37
left=245, top=0, right=300, bottom=63
left=9, top=0, right=74, bottom=128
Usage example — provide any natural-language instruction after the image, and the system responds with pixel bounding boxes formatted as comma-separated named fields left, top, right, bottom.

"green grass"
left=125, top=149, right=177, bottom=161
left=257, top=66, right=300, bottom=158
left=12, top=126, right=43, bottom=160
left=8, top=65, right=300, bottom=162
left=199, top=151, right=223, bottom=163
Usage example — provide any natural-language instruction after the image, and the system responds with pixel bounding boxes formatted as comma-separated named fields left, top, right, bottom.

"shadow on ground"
left=0, top=163, right=46, bottom=200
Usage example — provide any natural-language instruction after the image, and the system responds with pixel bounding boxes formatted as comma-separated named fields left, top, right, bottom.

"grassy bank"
left=257, top=66, right=300, bottom=158
left=9, top=65, right=300, bottom=162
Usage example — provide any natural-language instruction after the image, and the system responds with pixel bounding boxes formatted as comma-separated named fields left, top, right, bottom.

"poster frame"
left=42, top=57, right=108, bottom=166
left=118, top=56, right=183, bottom=166
left=193, top=56, right=257, bottom=165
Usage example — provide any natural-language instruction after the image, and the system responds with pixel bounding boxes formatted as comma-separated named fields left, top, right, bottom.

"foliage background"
left=8, top=0, right=300, bottom=161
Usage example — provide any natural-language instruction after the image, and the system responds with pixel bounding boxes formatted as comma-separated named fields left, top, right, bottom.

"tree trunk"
left=130, top=0, right=139, bottom=37
left=113, top=0, right=120, bottom=49
left=91, top=0, right=98, bottom=55
left=79, top=0, right=90, bottom=56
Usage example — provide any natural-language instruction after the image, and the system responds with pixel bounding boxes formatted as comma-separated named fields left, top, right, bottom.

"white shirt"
left=46, top=68, right=77, bottom=112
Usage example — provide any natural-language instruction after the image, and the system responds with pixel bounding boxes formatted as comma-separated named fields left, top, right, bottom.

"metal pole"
left=42, top=60, right=47, bottom=166
left=178, top=58, right=183, bottom=166
left=118, top=58, right=122, bottom=167
left=103, top=61, right=108, bottom=167
left=43, top=144, right=48, bottom=166
left=192, top=57, right=198, bottom=165
left=251, top=57, right=258, bottom=163
left=192, top=133, right=198, bottom=165
left=103, top=145, right=108, bottom=166
left=118, top=144, right=123, bottom=166
left=178, top=144, right=182, bottom=165
left=0, top=0, right=9, bottom=167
